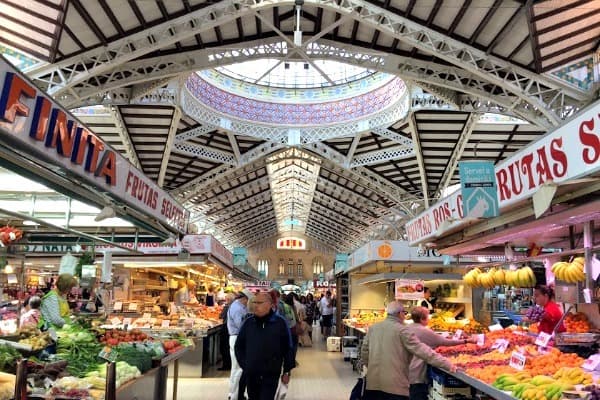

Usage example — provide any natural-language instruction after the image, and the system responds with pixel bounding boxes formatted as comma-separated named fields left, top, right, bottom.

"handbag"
left=290, top=306, right=304, bottom=336
left=275, top=380, right=288, bottom=400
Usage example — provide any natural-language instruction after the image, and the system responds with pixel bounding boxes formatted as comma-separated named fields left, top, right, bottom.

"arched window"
left=287, top=258, right=294, bottom=276
left=278, top=258, right=285, bottom=275
left=257, top=259, right=269, bottom=278
left=312, top=257, right=324, bottom=275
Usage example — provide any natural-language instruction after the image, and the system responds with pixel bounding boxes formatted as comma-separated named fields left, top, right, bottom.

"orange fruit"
left=377, top=242, right=393, bottom=259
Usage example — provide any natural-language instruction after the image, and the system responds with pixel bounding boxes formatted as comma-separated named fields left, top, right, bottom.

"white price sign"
left=142, top=313, right=152, bottom=320
left=452, top=329, right=463, bottom=341
left=123, top=318, right=132, bottom=326
left=583, top=354, right=600, bottom=371
left=161, top=320, right=170, bottom=328
left=110, top=317, right=121, bottom=326
left=128, top=303, right=138, bottom=311
left=535, top=332, right=552, bottom=347
left=491, top=339, right=510, bottom=353
left=509, top=351, right=527, bottom=370
left=476, top=334, right=485, bottom=347
left=113, top=302, right=122, bottom=311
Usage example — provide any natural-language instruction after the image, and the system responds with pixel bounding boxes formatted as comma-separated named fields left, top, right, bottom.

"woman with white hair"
left=360, top=301, right=457, bottom=399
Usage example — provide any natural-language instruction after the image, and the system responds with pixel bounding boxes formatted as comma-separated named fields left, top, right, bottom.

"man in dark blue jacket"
left=235, top=292, right=294, bottom=400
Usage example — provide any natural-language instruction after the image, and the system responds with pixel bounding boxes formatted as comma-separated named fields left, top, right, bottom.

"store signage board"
left=347, top=240, right=457, bottom=271
left=394, top=279, right=425, bottom=300
left=0, top=57, right=188, bottom=233
left=406, top=98, right=600, bottom=245
left=458, top=160, right=499, bottom=219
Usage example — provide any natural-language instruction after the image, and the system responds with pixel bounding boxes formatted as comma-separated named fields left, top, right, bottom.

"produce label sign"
left=535, top=331, right=552, bottom=347
left=492, top=339, right=510, bottom=353
left=394, top=279, right=425, bottom=300
left=583, top=354, right=600, bottom=371
left=99, top=346, right=118, bottom=362
left=509, top=351, right=527, bottom=370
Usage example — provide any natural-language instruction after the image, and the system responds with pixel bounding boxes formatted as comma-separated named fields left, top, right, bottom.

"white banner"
left=394, top=279, right=425, bottom=300
left=0, top=58, right=188, bottom=233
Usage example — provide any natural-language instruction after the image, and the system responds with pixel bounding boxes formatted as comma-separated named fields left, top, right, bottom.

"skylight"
left=216, top=59, right=376, bottom=89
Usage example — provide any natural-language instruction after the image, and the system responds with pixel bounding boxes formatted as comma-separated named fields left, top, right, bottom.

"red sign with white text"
left=0, top=57, right=188, bottom=233
left=407, top=99, right=600, bottom=245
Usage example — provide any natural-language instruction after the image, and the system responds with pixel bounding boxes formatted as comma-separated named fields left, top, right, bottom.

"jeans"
left=364, top=390, right=409, bottom=400
left=245, top=373, right=280, bottom=400
left=409, top=383, right=429, bottom=400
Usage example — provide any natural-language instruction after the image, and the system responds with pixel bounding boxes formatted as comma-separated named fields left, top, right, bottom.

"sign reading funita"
left=0, top=58, right=188, bottom=233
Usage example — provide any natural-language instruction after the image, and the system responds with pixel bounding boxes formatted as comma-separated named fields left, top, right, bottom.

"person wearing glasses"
left=235, top=292, right=294, bottom=399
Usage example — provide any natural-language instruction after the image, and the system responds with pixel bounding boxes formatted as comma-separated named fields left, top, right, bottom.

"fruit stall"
left=402, top=99, right=600, bottom=399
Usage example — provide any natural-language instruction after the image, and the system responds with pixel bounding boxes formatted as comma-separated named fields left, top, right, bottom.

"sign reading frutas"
left=458, top=160, right=499, bottom=219
left=406, top=98, right=600, bottom=245
left=0, top=57, right=188, bottom=233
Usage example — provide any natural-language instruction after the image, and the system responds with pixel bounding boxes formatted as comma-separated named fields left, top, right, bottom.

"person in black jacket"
left=235, top=292, right=294, bottom=400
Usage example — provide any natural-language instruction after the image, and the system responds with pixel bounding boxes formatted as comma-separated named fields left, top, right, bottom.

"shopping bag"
left=349, top=376, right=366, bottom=400
left=275, top=380, right=288, bottom=399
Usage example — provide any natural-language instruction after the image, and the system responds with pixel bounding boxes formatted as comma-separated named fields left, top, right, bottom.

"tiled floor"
left=166, top=330, right=359, bottom=399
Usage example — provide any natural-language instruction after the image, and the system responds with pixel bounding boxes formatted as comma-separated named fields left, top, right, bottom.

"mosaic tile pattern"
left=550, top=56, right=595, bottom=91
left=186, top=73, right=406, bottom=125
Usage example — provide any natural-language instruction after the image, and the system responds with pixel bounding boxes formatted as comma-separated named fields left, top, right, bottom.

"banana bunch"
left=553, top=367, right=593, bottom=385
left=514, top=375, right=574, bottom=400
left=552, top=257, right=585, bottom=283
left=463, top=267, right=482, bottom=287
left=505, top=267, right=536, bottom=287
left=492, top=372, right=532, bottom=391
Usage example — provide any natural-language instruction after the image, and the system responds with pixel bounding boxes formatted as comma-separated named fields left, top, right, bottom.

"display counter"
left=167, top=324, right=223, bottom=378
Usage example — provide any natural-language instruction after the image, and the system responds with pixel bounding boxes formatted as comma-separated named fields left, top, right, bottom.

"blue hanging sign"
left=459, top=161, right=499, bottom=219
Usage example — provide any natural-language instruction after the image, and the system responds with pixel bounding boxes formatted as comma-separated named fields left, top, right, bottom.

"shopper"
left=361, top=301, right=457, bottom=400
left=532, top=285, right=565, bottom=334
left=219, top=293, right=236, bottom=371
left=235, top=292, right=293, bottom=400
left=20, top=296, right=41, bottom=328
left=284, top=293, right=302, bottom=365
left=408, top=306, right=475, bottom=399
left=320, top=290, right=334, bottom=339
left=174, top=280, right=189, bottom=307
left=304, top=293, right=316, bottom=339
left=269, top=289, right=296, bottom=330
left=227, top=289, right=253, bottom=400
left=420, top=287, right=435, bottom=313
left=205, top=285, right=215, bottom=306
left=39, top=273, right=78, bottom=329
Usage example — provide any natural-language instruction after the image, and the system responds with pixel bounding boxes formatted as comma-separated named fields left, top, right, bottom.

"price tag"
left=110, top=317, right=121, bottom=326
left=452, top=329, right=463, bottom=340
left=476, top=334, right=485, bottom=347
left=123, top=318, right=132, bottom=326
left=99, top=346, right=119, bottom=362
left=128, top=303, right=138, bottom=311
left=184, top=318, right=195, bottom=327
left=488, top=324, right=503, bottom=332
left=142, top=313, right=152, bottom=320
left=509, top=351, right=527, bottom=370
left=161, top=320, right=170, bottom=328
left=535, top=332, right=552, bottom=347
left=583, top=354, right=600, bottom=371
left=491, top=339, right=510, bottom=353
left=113, top=302, right=122, bottom=311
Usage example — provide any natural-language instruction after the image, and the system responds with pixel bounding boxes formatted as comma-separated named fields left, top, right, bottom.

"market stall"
left=401, top=98, right=600, bottom=399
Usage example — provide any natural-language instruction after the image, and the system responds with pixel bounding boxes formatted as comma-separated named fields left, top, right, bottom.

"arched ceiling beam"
left=435, top=112, right=481, bottom=199
left=173, top=141, right=237, bottom=166
left=407, top=112, right=428, bottom=207
left=174, top=142, right=284, bottom=201
left=349, top=144, right=414, bottom=167
left=158, top=107, right=181, bottom=187
left=26, top=1, right=587, bottom=126
left=108, top=106, right=141, bottom=169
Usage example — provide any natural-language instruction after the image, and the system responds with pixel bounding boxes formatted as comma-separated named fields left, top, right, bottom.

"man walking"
left=361, top=301, right=457, bottom=400
left=235, top=292, right=294, bottom=400
left=227, top=289, right=253, bottom=400
left=319, top=290, right=334, bottom=339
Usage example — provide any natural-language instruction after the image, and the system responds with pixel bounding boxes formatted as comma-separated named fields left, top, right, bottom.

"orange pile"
left=521, top=345, right=585, bottom=375
left=465, top=365, right=516, bottom=383
left=564, top=312, right=591, bottom=333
